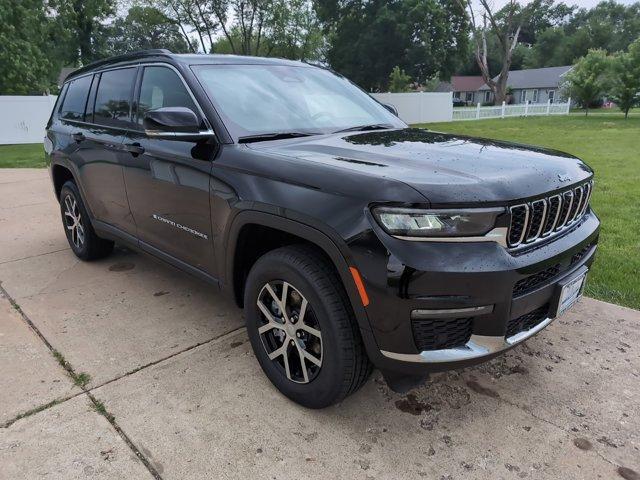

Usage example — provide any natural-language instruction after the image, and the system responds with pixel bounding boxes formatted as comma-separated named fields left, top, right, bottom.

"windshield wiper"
left=238, top=131, right=320, bottom=143
left=333, top=123, right=395, bottom=134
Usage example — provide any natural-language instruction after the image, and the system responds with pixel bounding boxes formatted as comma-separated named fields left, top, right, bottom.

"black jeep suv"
left=46, top=50, right=599, bottom=408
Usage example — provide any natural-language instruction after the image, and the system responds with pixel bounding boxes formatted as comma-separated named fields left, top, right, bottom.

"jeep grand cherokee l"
left=45, top=50, right=599, bottom=408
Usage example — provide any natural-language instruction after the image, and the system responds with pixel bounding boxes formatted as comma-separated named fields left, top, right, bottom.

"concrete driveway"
left=1, top=168, right=639, bottom=480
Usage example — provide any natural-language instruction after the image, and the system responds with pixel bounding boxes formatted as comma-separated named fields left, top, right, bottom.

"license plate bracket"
left=550, top=266, right=588, bottom=318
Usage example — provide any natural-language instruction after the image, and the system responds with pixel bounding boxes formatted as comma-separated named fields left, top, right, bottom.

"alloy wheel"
left=256, top=281, right=323, bottom=384
left=63, top=193, right=85, bottom=249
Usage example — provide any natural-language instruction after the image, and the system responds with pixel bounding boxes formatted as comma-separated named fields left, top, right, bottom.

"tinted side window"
left=137, top=66, right=199, bottom=125
left=94, top=68, right=136, bottom=128
left=59, top=76, right=92, bottom=121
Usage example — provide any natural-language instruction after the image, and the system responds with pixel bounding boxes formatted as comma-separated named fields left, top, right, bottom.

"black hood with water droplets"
left=249, top=128, right=593, bottom=205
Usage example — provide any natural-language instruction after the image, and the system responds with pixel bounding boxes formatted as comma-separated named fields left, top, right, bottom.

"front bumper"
left=349, top=211, right=600, bottom=376
left=381, top=311, right=556, bottom=364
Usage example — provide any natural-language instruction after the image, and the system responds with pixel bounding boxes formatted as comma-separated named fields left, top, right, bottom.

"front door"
left=122, top=65, right=216, bottom=274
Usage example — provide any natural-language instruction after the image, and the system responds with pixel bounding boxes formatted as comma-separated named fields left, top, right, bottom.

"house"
left=435, top=76, right=486, bottom=105
left=478, top=65, right=573, bottom=105
left=57, top=67, right=76, bottom=88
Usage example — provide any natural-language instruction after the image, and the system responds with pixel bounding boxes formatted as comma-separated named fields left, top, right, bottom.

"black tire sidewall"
left=60, top=182, right=90, bottom=259
left=245, top=253, right=352, bottom=408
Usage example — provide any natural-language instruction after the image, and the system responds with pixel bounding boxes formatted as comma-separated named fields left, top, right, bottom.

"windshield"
left=191, top=64, right=406, bottom=140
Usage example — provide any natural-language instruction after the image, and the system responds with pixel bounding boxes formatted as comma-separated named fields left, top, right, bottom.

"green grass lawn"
left=0, top=144, right=46, bottom=168
left=417, top=115, right=640, bottom=310
left=570, top=107, right=640, bottom=117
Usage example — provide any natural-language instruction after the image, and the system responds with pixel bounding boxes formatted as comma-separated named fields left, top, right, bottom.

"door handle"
left=72, top=132, right=85, bottom=142
left=124, top=142, right=145, bottom=156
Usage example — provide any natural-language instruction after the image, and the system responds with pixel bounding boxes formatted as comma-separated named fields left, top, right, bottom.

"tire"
left=244, top=244, right=372, bottom=408
left=59, top=180, right=114, bottom=260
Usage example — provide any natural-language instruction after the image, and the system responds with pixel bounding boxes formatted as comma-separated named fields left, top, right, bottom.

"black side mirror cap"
left=144, top=107, right=201, bottom=133
left=382, top=103, right=399, bottom=116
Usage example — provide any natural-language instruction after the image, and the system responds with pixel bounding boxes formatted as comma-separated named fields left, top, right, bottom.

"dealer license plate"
left=557, top=273, right=587, bottom=317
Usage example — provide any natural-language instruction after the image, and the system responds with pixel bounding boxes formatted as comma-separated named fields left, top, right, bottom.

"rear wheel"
left=244, top=245, right=372, bottom=408
left=59, top=181, right=114, bottom=260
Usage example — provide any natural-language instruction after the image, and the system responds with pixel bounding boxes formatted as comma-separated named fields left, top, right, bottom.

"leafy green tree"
left=496, top=0, right=574, bottom=45
left=211, top=0, right=324, bottom=60
left=388, top=66, right=411, bottom=92
left=261, top=0, right=325, bottom=60
left=460, top=0, right=528, bottom=105
left=315, top=0, right=468, bottom=92
left=50, top=0, right=116, bottom=65
left=609, top=39, right=640, bottom=119
left=563, top=49, right=611, bottom=116
left=525, top=2, right=640, bottom=69
left=107, top=6, right=191, bottom=55
left=0, top=0, right=54, bottom=94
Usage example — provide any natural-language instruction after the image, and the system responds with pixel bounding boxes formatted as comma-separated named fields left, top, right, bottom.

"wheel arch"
left=51, top=163, right=76, bottom=200
left=223, top=211, right=375, bottom=338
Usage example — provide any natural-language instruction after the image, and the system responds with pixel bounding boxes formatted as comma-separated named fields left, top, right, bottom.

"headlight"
left=372, top=207, right=504, bottom=238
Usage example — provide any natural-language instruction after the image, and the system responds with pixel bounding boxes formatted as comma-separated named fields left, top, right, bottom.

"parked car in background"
left=45, top=50, right=599, bottom=408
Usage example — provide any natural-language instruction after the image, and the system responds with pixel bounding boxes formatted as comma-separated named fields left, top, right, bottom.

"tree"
left=261, top=0, right=325, bottom=60
left=51, top=0, right=116, bottom=65
left=388, top=66, right=411, bottom=92
left=498, top=0, right=574, bottom=46
left=154, top=0, right=322, bottom=59
left=563, top=49, right=610, bottom=116
left=315, top=0, right=468, bottom=91
left=0, top=0, right=54, bottom=94
left=524, top=2, right=640, bottom=69
left=211, top=0, right=324, bottom=59
left=609, top=39, right=640, bottom=119
left=107, top=6, right=191, bottom=55
left=459, top=0, right=527, bottom=105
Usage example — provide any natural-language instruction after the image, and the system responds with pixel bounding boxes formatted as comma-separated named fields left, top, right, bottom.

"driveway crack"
left=88, top=326, right=246, bottom=393
left=0, top=283, right=164, bottom=480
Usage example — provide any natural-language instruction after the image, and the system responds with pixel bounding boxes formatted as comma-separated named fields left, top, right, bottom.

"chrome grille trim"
left=508, top=204, right=530, bottom=247
left=542, top=195, right=562, bottom=237
left=568, top=185, right=584, bottom=224
left=526, top=199, right=547, bottom=242
left=507, top=181, right=593, bottom=249
left=558, top=190, right=574, bottom=230
left=579, top=182, right=592, bottom=217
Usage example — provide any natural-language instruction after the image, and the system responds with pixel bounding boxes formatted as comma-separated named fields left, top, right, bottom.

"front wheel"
left=244, top=245, right=372, bottom=408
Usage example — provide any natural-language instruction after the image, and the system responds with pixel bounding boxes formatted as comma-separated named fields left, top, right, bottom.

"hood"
left=248, top=128, right=593, bottom=205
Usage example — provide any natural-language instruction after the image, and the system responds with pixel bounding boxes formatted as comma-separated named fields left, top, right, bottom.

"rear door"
left=78, top=67, right=138, bottom=234
left=122, top=64, right=216, bottom=273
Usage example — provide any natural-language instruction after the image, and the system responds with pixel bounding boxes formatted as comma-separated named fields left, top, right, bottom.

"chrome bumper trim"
left=380, top=316, right=554, bottom=364
left=411, top=304, right=494, bottom=319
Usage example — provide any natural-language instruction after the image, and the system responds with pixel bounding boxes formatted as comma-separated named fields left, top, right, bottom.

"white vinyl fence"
left=372, top=92, right=453, bottom=124
left=0, top=96, right=58, bottom=144
left=453, top=99, right=571, bottom=122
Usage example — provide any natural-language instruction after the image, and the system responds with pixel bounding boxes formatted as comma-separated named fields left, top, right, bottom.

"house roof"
left=478, top=65, right=572, bottom=90
left=58, top=67, right=76, bottom=86
left=436, top=76, right=485, bottom=93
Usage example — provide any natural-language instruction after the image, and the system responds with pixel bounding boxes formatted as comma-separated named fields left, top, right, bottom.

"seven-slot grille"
left=508, top=181, right=593, bottom=248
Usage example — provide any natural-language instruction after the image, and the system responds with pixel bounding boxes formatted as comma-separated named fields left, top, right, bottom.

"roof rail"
left=66, top=49, right=173, bottom=81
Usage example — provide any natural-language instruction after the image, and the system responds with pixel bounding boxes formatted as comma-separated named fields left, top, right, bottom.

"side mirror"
left=144, top=107, right=214, bottom=140
left=382, top=103, right=398, bottom=116
left=144, top=107, right=200, bottom=133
